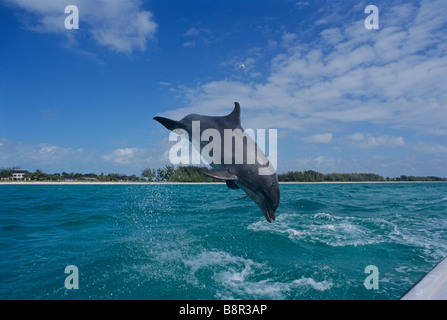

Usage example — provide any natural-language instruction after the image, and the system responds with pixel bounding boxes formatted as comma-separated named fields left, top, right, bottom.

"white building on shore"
left=12, top=169, right=29, bottom=180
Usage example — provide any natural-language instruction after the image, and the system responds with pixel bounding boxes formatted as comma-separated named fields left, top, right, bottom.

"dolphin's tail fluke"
left=153, top=117, right=185, bottom=131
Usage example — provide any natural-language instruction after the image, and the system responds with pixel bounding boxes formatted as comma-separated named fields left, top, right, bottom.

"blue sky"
left=0, top=0, right=446, bottom=177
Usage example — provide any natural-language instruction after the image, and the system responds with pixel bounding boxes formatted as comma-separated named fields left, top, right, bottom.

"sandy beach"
left=1, top=180, right=441, bottom=185
left=0, top=181, right=226, bottom=185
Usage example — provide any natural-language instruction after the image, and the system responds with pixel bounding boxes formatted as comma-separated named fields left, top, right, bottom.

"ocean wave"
left=388, top=223, right=447, bottom=260
left=2, top=183, right=445, bottom=299
left=182, top=250, right=333, bottom=299
left=248, top=212, right=399, bottom=247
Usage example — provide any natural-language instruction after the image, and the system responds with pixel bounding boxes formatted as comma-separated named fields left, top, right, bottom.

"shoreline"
left=0, top=181, right=224, bottom=185
left=0, top=181, right=445, bottom=185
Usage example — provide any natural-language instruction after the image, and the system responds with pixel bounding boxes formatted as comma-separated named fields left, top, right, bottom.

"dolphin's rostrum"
left=153, top=102, right=280, bottom=222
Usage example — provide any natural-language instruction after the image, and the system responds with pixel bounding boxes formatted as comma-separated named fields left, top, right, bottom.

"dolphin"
left=153, top=102, right=280, bottom=222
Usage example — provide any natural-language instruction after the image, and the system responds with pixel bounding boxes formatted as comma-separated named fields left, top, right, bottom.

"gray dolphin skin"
left=153, top=102, right=280, bottom=222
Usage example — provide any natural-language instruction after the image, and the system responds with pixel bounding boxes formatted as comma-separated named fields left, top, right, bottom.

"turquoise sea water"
left=0, top=183, right=446, bottom=300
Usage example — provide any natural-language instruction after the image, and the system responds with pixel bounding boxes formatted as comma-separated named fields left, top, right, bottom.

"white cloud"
left=414, top=142, right=447, bottom=155
left=165, top=0, right=447, bottom=137
left=346, top=132, right=364, bottom=142
left=295, top=2, right=309, bottom=9
left=184, top=27, right=200, bottom=37
left=302, top=133, right=333, bottom=144
left=346, top=133, right=406, bottom=149
left=182, top=27, right=212, bottom=47
left=3, top=0, right=157, bottom=54
left=0, top=138, right=164, bottom=174
left=0, top=138, right=83, bottom=169
left=283, top=155, right=344, bottom=173
left=183, top=41, right=196, bottom=48
left=320, top=28, right=344, bottom=45
left=281, top=32, right=297, bottom=45
left=102, top=147, right=159, bottom=169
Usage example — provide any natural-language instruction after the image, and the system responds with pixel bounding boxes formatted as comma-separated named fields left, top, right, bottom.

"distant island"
left=1, top=166, right=446, bottom=183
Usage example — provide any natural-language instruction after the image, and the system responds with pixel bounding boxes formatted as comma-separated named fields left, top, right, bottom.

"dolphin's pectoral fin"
left=226, top=180, right=240, bottom=189
left=198, top=168, right=239, bottom=181
left=153, top=116, right=185, bottom=131
left=236, top=194, right=249, bottom=200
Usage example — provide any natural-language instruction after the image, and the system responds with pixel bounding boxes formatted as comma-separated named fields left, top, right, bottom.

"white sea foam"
left=292, top=277, right=334, bottom=291
left=215, top=276, right=333, bottom=300
left=389, top=225, right=447, bottom=260
left=248, top=212, right=398, bottom=247
left=182, top=250, right=333, bottom=299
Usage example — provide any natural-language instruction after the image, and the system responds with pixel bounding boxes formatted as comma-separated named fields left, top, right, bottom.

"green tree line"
left=277, top=170, right=386, bottom=182
left=1, top=166, right=446, bottom=182
left=277, top=170, right=447, bottom=182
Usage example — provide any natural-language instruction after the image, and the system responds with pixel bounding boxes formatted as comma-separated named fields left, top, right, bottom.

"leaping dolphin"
left=153, top=102, right=280, bottom=222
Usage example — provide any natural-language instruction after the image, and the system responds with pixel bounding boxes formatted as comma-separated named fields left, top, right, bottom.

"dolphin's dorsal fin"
left=225, top=102, right=241, bottom=127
